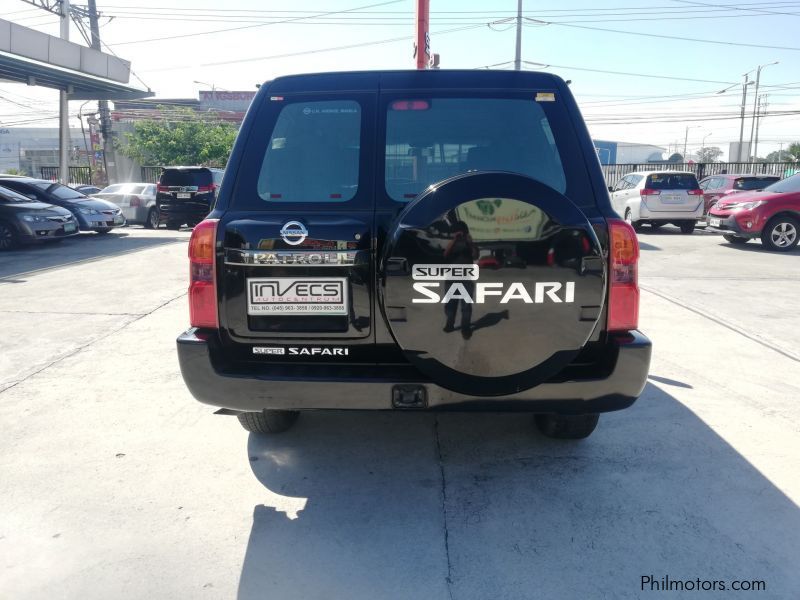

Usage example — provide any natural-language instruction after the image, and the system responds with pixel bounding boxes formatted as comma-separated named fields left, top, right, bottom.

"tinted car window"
left=257, top=100, right=361, bottom=203
left=645, top=173, right=699, bottom=190
left=48, top=184, right=86, bottom=201
left=0, top=186, right=32, bottom=203
left=763, top=174, right=800, bottom=193
left=385, top=98, right=566, bottom=201
left=734, top=177, right=779, bottom=190
left=100, top=184, right=124, bottom=194
left=160, top=169, right=213, bottom=187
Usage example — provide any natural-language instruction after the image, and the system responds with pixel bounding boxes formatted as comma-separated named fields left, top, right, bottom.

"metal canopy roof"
left=0, top=49, right=152, bottom=100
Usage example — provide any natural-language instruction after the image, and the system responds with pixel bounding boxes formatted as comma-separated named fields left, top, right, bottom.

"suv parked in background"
left=0, top=176, right=124, bottom=234
left=176, top=70, right=652, bottom=440
left=699, top=174, right=780, bottom=214
left=707, top=173, right=800, bottom=251
left=156, top=167, right=223, bottom=229
left=0, top=184, right=78, bottom=249
left=609, top=171, right=703, bottom=233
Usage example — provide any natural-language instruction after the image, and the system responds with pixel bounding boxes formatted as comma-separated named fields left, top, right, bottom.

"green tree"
left=787, top=142, right=800, bottom=162
left=2, top=167, right=25, bottom=176
left=117, top=107, right=238, bottom=167
left=696, top=146, right=723, bottom=163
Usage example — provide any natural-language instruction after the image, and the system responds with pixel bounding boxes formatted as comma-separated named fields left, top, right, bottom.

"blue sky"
left=2, top=0, right=799, bottom=158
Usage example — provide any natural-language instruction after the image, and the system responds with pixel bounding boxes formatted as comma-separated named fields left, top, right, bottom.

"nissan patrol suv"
left=177, top=70, right=651, bottom=439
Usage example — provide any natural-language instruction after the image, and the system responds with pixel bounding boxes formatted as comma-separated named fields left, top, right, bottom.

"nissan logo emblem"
left=280, top=221, right=308, bottom=246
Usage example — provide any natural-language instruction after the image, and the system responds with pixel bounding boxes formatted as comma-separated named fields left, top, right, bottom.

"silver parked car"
left=92, top=183, right=158, bottom=228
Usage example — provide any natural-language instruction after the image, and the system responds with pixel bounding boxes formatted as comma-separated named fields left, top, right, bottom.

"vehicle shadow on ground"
left=716, top=241, right=800, bottom=255
left=237, top=383, right=799, bottom=599
left=0, top=229, right=186, bottom=280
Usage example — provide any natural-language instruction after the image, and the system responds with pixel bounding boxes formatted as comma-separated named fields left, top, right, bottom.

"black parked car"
left=0, top=177, right=124, bottom=233
left=156, top=167, right=224, bottom=229
left=0, top=184, right=78, bottom=250
left=176, top=70, right=652, bottom=440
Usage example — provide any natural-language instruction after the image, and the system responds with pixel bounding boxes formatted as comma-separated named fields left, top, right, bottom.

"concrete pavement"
left=0, top=225, right=798, bottom=599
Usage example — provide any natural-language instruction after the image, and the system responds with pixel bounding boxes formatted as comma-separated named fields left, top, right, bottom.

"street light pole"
left=748, top=62, right=778, bottom=161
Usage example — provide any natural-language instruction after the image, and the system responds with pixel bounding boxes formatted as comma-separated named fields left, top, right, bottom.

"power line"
left=524, top=61, right=735, bottom=84
left=107, top=0, right=406, bottom=46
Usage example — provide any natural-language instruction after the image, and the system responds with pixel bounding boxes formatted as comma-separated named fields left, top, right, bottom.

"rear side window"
left=734, top=177, right=779, bottom=190
left=257, top=100, right=361, bottom=202
left=160, top=169, right=212, bottom=187
left=646, top=173, right=699, bottom=190
left=385, top=98, right=566, bottom=201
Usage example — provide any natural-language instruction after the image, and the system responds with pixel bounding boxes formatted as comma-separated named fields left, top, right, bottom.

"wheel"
left=723, top=234, right=749, bottom=245
left=650, top=222, right=664, bottom=230
left=145, top=208, right=160, bottom=229
left=0, top=220, right=17, bottom=251
left=535, top=413, right=599, bottom=439
left=95, top=228, right=113, bottom=235
left=761, top=215, right=799, bottom=252
left=679, top=221, right=696, bottom=234
left=166, top=220, right=181, bottom=230
left=237, top=410, right=300, bottom=433
left=624, top=210, right=643, bottom=233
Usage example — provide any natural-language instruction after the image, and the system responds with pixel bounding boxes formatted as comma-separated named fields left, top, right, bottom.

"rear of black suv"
left=177, top=70, right=651, bottom=439
left=156, top=167, right=223, bottom=229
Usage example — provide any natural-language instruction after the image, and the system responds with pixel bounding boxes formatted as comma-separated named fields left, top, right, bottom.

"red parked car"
left=699, top=174, right=780, bottom=214
left=707, top=173, right=800, bottom=251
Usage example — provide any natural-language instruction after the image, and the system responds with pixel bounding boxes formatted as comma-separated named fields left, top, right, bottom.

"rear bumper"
left=157, top=202, right=210, bottom=224
left=639, top=204, right=703, bottom=221
left=177, top=330, right=652, bottom=414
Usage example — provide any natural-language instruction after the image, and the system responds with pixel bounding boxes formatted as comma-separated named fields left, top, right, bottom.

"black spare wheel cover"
left=380, top=172, right=606, bottom=397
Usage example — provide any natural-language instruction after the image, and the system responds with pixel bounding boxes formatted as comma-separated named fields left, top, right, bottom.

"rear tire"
left=0, top=220, right=18, bottom=251
left=761, top=215, right=799, bottom=252
left=145, top=208, right=159, bottom=229
left=650, top=222, right=664, bottom=230
left=95, top=228, right=113, bottom=235
left=166, top=220, right=181, bottom=230
left=723, top=234, right=749, bottom=245
left=535, top=413, right=599, bottom=439
left=625, top=210, right=643, bottom=233
left=237, top=410, right=300, bottom=434
left=680, top=221, right=696, bottom=234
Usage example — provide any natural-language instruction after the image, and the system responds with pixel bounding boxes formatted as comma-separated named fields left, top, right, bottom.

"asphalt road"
left=1, top=225, right=798, bottom=599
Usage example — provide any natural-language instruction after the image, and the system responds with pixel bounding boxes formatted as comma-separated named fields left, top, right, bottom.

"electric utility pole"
left=737, top=73, right=751, bottom=162
left=754, top=95, right=767, bottom=160
left=86, top=0, right=114, bottom=184
left=415, top=0, right=430, bottom=69
left=59, top=0, right=71, bottom=184
left=514, top=0, right=522, bottom=70
left=748, top=62, right=778, bottom=162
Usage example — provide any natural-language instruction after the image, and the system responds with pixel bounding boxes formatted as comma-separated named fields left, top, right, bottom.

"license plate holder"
left=63, top=223, right=76, bottom=233
left=709, top=217, right=721, bottom=227
left=661, top=194, right=684, bottom=204
left=177, top=193, right=191, bottom=199
left=247, top=277, right=348, bottom=316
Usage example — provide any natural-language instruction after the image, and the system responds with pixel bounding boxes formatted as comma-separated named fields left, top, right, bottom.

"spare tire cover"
left=380, top=172, right=606, bottom=396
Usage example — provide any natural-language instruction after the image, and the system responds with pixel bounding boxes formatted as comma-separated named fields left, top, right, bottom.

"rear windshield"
left=763, top=174, right=800, bottom=193
left=733, top=177, right=779, bottom=190
left=257, top=100, right=361, bottom=203
left=645, top=173, right=699, bottom=190
left=160, top=169, right=212, bottom=187
left=385, top=98, right=566, bottom=201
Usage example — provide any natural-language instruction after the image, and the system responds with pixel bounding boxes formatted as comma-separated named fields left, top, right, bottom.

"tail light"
left=129, top=196, right=142, bottom=207
left=687, top=189, right=703, bottom=195
left=607, top=218, right=639, bottom=333
left=157, top=184, right=169, bottom=193
left=188, top=219, right=219, bottom=329
left=197, top=184, right=217, bottom=194
left=640, top=188, right=660, bottom=196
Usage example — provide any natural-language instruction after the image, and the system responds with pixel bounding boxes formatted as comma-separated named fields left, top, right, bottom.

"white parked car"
left=92, top=183, right=158, bottom=228
left=608, top=171, right=704, bottom=234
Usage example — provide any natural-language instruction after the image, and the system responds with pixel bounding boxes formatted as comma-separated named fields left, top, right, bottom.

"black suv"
left=177, top=70, right=652, bottom=439
left=156, top=166, right=224, bottom=229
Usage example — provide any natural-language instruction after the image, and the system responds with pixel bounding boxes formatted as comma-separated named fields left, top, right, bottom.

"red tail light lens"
left=687, top=189, right=703, bottom=195
left=640, top=188, right=661, bottom=196
left=390, top=100, right=430, bottom=111
left=607, top=218, right=640, bottom=333
left=157, top=184, right=169, bottom=193
left=197, top=184, right=217, bottom=194
left=188, top=219, right=219, bottom=329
